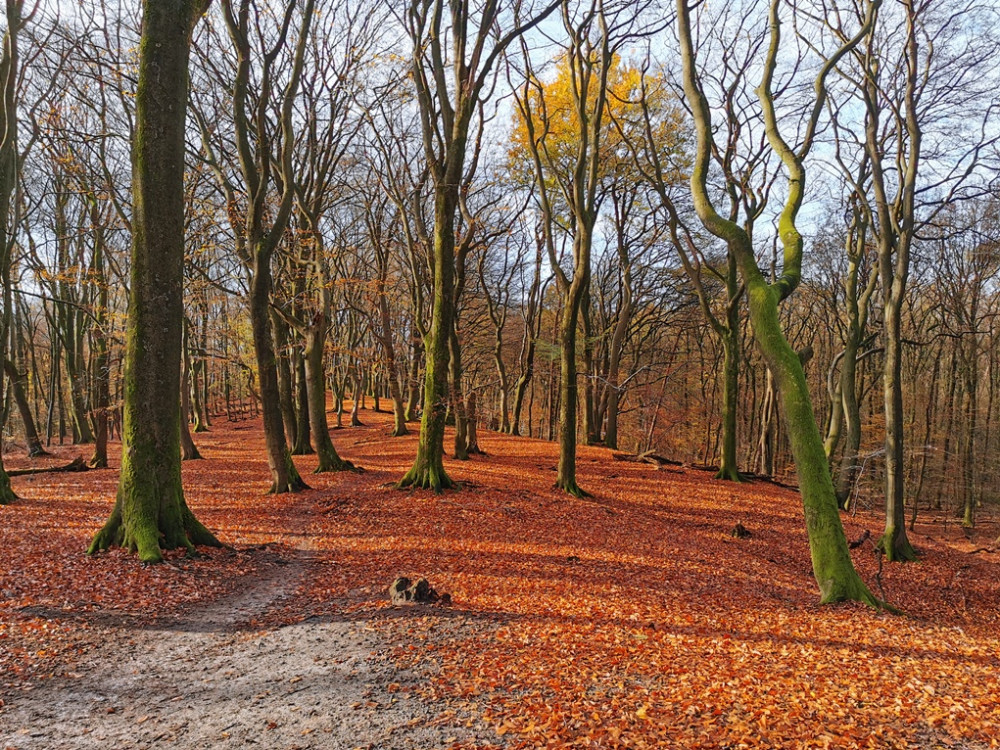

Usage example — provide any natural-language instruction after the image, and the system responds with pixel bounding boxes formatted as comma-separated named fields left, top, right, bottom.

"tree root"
left=714, top=466, right=746, bottom=482
left=554, top=478, right=592, bottom=499
left=314, top=456, right=361, bottom=474
left=398, top=464, right=456, bottom=493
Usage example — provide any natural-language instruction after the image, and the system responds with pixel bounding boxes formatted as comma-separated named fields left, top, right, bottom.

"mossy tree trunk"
left=88, top=0, right=221, bottom=561
left=400, top=0, right=559, bottom=489
left=399, top=186, right=458, bottom=490
left=512, top=2, right=615, bottom=497
left=677, top=0, right=880, bottom=604
left=555, top=251, right=590, bottom=496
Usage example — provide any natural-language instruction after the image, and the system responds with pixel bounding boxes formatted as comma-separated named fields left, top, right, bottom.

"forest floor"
left=1, top=409, right=1000, bottom=749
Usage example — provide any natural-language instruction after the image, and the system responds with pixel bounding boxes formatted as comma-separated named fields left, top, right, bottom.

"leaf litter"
left=1, top=409, right=998, bottom=749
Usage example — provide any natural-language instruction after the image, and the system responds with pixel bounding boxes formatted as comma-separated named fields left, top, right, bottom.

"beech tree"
left=88, top=0, right=222, bottom=561
left=0, top=0, right=28, bottom=504
left=397, top=0, right=560, bottom=491
left=676, top=0, right=880, bottom=604
left=196, top=0, right=316, bottom=492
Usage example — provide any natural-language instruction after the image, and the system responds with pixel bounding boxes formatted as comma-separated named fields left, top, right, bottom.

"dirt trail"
left=0, top=494, right=478, bottom=750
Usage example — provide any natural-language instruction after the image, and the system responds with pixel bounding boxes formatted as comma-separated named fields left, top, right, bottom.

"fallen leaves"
left=2, top=409, right=1000, bottom=749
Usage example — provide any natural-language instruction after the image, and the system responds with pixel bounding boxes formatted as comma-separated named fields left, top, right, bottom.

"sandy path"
left=0, top=495, right=478, bottom=750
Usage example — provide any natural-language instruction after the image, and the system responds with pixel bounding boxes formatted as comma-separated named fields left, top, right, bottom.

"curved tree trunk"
left=677, top=0, right=877, bottom=604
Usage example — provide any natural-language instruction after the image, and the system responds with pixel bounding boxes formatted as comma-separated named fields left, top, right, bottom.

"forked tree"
left=677, top=0, right=880, bottom=604
left=203, top=0, right=316, bottom=492
left=397, top=0, right=560, bottom=492
left=88, top=0, right=222, bottom=561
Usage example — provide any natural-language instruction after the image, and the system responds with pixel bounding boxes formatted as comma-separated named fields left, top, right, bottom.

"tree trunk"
left=180, top=352, right=202, bottom=461
left=350, top=368, right=364, bottom=427
left=89, top=0, right=221, bottom=559
left=405, top=335, right=421, bottom=423
left=715, top=305, right=742, bottom=481
left=272, top=309, right=298, bottom=449
left=510, top=337, right=535, bottom=438
left=375, top=284, right=408, bottom=436
left=292, top=349, right=312, bottom=454
left=304, top=325, right=352, bottom=472
left=466, top=391, right=482, bottom=455
left=834, top=343, right=863, bottom=506
left=580, top=297, right=598, bottom=444
left=399, top=189, right=457, bottom=491
left=757, top=367, right=776, bottom=477
left=494, top=332, right=510, bottom=434
left=746, top=274, right=876, bottom=603
left=4, top=359, right=47, bottom=457
left=449, top=328, right=468, bottom=461
left=252, top=258, right=307, bottom=493
left=555, top=240, right=590, bottom=497
left=880, top=273, right=917, bottom=560
left=677, top=0, right=876, bottom=603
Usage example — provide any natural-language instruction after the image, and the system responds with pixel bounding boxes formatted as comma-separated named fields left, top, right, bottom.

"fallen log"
left=8, top=457, right=90, bottom=476
left=612, top=450, right=682, bottom=467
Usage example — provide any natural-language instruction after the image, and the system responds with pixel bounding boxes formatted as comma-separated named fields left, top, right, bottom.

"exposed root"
left=554, top=478, right=592, bottom=499
left=714, top=466, right=746, bottom=482
left=314, top=457, right=361, bottom=474
left=397, top=464, right=456, bottom=493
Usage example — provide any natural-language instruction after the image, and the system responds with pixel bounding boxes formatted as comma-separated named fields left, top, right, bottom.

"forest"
left=2, top=0, right=1000, bottom=747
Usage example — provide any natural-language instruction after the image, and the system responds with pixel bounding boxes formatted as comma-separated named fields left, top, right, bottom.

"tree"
left=510, top=2, right=633, bottom=495
left=820, top=0, right=1000, bottom=558
left=88, top=0, right=222, bottom=561
left=196, top=0, right=316, bottom=492
left=0, top=0, right=36, bottom=503
left=397, top=0, right=560, bottom=491
left=676, top=0, right=879, bottom=604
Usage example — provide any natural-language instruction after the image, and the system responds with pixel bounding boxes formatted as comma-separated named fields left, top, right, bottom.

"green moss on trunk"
left=88, top=0, right=221, bottom=560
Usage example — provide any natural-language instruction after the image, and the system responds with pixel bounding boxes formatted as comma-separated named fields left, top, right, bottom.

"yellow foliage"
left=509, top=55, right=688, bottom=190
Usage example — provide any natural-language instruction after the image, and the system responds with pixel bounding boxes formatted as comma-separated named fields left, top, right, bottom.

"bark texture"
left=89, top=0, right=220, bottom=561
